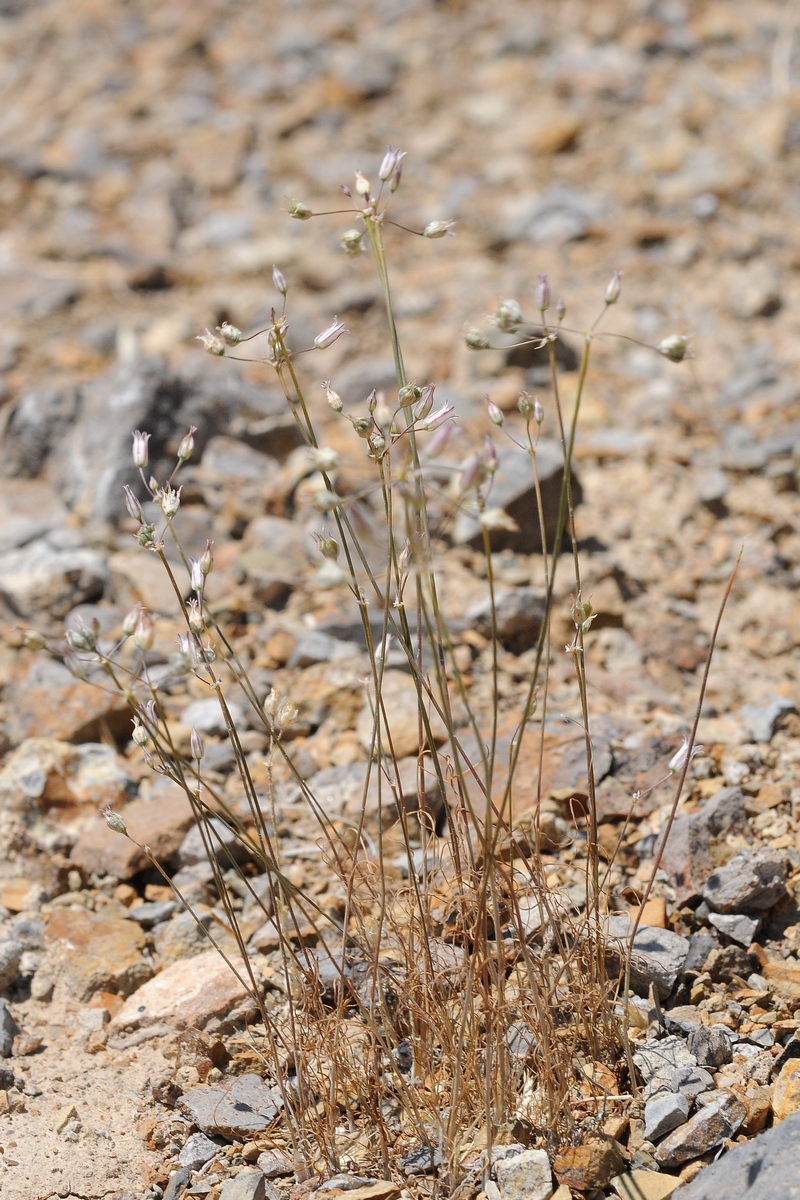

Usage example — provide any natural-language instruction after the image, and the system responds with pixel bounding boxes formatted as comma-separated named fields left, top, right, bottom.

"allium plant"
left=55, top=151, right=702, bottom=1193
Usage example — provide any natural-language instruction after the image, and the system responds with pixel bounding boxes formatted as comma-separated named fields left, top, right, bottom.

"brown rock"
left=654, top=1093, right=746, bottom=1168
left=320, top=1185, right=402, bottom=1200
left=772, top=1059, right=800, bottom=1121
left=3, top=658, right=132, bottom=746
left=44, top=908, right=151, bottom=1002
left=108, top=549, right=182, bottom=616
left=356, top=670, right=448, bottom=760
left=70, top=780, right=194, bottom=879
left=553, top=1137, right=625, bottom=1191
left=0, top=737, right=132, bottom=813
left=763, top=958, right=800, bottom=1000
left=110, top=949, right=251, bottom=1031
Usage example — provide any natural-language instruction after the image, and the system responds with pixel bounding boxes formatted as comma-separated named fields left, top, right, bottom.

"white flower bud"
left=216, top=323, right=243, bottom=345
left=131, top=430, right=150, bottom=469
left=123, top=485, right=144, bottom=522
left=314, top=317, right=348, bottom=350
left=354, top=171, right=370, bottom=197
left=177, top=426, right=197, bottom=463
left=133, top=610, right=153, bottom=653
left=289, top=200, right=312, bottom=220
left=604, top=269, right=623, bottom=306
left=103, top=808, right=128, bottom=836
left=273, top=264, right=288, bottom=295
left=132, top=718, right=150, bottom=747
left=533, top=396, right=544, bottom=424
left=465, top=329, right=490, bottom=350
left=311, top=447, right=339, bottom=472
left=535, top=274, right=550, bottom=313
left=200, top=542, right=214, bottom=576
left=480, top=508, right=519, bottom=533
left=495, top=299, right=523, bottom=333
left=159, top=486, right=181, bottom=518
left=265, top=688, right=281, bottom=718
left=190, top=727, right=204, bottom=761
left=322, top=380, right=343, bottom=412
left=487, top=399, right=504, bottom=426
left=657, top=335, right=688, bottom=362
left=340, top=229, right=364, bottom=258
left=423, top=219, right=456, bottom=239
left=379, top=145, right=406, bottom=184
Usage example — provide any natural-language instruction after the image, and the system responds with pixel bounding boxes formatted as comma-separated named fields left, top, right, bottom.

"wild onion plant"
left=57, top=149, right=700, bottom=1193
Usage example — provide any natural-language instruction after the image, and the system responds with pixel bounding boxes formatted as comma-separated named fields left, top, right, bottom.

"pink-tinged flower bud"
left=482, top=435, right=498, bottom=474
left=604, top=269, right=623, bottom=306
left=533, top=396, right=544, bottom=424
left=340, top=229, right=364, bottom=257
left=289, top=200, right=312, bottom=220
left=133, top=610, right=153, bottom=653
left=657, top=335, right=688, bottom=362
left=415, top=384, right=435, bottom=421
left=668, top=735, right=704, bottom=774
left=200, top=541, right=214, bottom=576
left=420, top=402, right=455, bottom=432
left=379, top=145, right=406, bottom=184
left=190, top=727, right=204, bottom=761
left=460, top=451, right=482, bottom=493
left=103, top=808, right=128, bottom=836
left=123, top=485, right=144, bottom=522
left=189, top=558, right=204, bottom=592
left=366, top=388, right=377, bottom=413
left=196, top=329, right=226, bottom=356
left=423, top=219, right=456, bottom=239
left=322, top=380, right=343, bottom=412
left=486, top=398, right=504, bottom=426
left=495, top=299, right=523, bottom=333
left=177, top=426, right=197, bottom=463
left=535, top=274, right=550, bottom=313
left=354, top=170, right=371, bottom=197
left=122, top=605, right=142, bottom=637
left=314, top=317, right=348, bottom=350
left=131, top=430, right=151, bottom=469
left=465, top=328, right=490, bottom=350
left=273, top=264, right=288, bottom=295
left=216, top=322, right=243, bottom=345
left=132, top=718, right=149, bottom=747
left=556, top=297, right=566, bottom=322
left=423, top=420, right=455, bottom=459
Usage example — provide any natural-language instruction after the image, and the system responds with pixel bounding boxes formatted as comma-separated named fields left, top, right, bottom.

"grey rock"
left=0, top=940, right=23, bottom=992
left=179, top=1131, right=222, bottom=1170
left=673, top=1110, right=800, bottom=1199
left=178, top=816, right=252, bottom=869
left=701, top=848, right=787, bottom=913
left=655, top=1092, right=746, bottom=1168
left=493, top=1147, right=552, bottom=1200
left=745, top=1026, right=775, bottom=1049
left=687, top=1024, right=734, bottom=1068
left=198, top=435, right=280, bottom=483
left=257, top=1149, right=293, bottom=1178
left=707, top=911, right=760, bottom=945
left=0, top=478, right=69, bottom=553
left=607, top=917, right=689, bottom=999
left=467, top=587, right=547, bottom=648
left=163, top=1167, right=190, bottom=1200
left=0, top=999, right=19, bottom=1056
left=644, top=1091, right=690, bottom=1141
left=287, top=630, right=361, bottom=669
left=509, top=184, right=602, bottom=245
left=218, top=1169, right=267, bottom=1200
left=181, top=697, right=250, bottom=736
left=552, top=734, right=613, bottom=800
left=740, top=697, right=796, bottom=743
left=400, top=1145, right=445, bottom=1175
left=128, top=901, right=178, bottom=929
left=180, top=1074, right=282, bottom=1139
left=633, top=1036, right=713, bottom=1101
left=452, top=442, right=581, bottom=554
left=683, top=933, right=718, bottom=973
left=236, top=515, right=310, bottom=604
left=0, top=537, right=108, bottom=618
left=318, top=1176, right=377, bottom=1192
left=657, top=787, right=748, bottom=905
left=706, top=944, right=759, bottom=984
left=1, top=385, right=78, bottom=479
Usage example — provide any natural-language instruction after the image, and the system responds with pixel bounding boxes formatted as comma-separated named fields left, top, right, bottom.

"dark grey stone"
left=179, top=1131, right=222, bottom=1170
left=658, top=787, right=748, bottom=906
left=129, top=901, right=178, bottom=929
left=673, top=1110, right=800, bottom=1199
left=740, top=697, right=796, bottom=743
left=179, top=1074, right=282, bottom=1139
left=607, top=917, right=689, bottom=999
left=452, top=442, right=581, bottom=554
left=178, top=816, right=252, bottom=869
left=467, top=587, right=547, bottom=648
left=701, top=848, right=787, bottom=913
left=400, top=1145, right=445, bottom=1175
left=162, top=1167, right=190, bottom=1200
left=0, top=999, right=19, bottom=1056
left=644, top=1091, right=689, bottom=1141
left=688, top=1024, right=734, bottom=1068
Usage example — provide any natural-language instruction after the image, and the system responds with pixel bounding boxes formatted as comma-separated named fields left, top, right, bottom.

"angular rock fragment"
left=657, top=787, right=748, bottom=906
left=180, top=1073, right=282, bottom=1139
left=110, top=949, right=251, bottom=1031
left=671, top=1110, right=800, bottom=1198
left=655, top=1092, right=745, bottom=1168
left=606, top=917, right=689, bottom=999
left=644, top=1091, right=689, bottom=1142
left=701, top=848, right=787, bottom=913
left=44, top=908, right=151, bottom=1002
